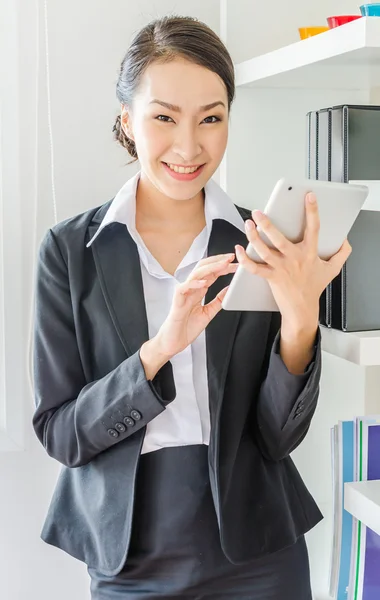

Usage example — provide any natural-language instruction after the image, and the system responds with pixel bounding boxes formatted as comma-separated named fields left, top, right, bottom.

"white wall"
left=0, top=2, right=219, bottom=600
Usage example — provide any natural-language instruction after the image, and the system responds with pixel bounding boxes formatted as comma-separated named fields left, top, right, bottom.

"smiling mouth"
left=163, top=162, right=205, bottom=174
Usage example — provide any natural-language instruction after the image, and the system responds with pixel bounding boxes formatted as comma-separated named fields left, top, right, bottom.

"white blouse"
left=87, top=171, right=246, bottom=454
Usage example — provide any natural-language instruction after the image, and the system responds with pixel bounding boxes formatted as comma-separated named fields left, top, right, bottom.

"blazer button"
left=130, top=409, right=142, bottom=421
left=115, top=422, right=126, bottom=433
left=123, top=416, right=135, bottom=427
left=107, top=428, right=119, bottom=438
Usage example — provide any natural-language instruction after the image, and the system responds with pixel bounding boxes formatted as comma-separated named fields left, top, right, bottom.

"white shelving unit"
left=321, top=328, right=380, bottom=366
left=235, top=17, right=380, bottom=90
left=345, top=480, right=380, bottom=537
left=226, top=15, right=380, bottom=367
left=221, top=6, right=380, bottom=598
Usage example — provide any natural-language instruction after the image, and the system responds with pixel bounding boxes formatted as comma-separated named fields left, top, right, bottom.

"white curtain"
left=0, top=0, right=39, bottom=451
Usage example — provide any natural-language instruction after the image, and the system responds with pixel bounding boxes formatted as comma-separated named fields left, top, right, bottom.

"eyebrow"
left=149, top=99, right=226, bottom=112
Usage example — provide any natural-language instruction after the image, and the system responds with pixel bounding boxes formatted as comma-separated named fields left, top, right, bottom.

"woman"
left=32, top=14, right=351, bottom=600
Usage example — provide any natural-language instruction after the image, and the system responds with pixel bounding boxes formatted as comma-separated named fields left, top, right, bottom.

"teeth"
left=167, top=163, right=200, bottom=174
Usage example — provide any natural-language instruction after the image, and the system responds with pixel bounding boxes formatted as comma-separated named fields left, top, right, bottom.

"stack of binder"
left=329, top=416, right=380, bottom=600
left=307, top=105, right=380, bottom=332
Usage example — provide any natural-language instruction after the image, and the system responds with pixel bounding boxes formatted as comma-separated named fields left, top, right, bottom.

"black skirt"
left=88, top=445, right=312, bottom=599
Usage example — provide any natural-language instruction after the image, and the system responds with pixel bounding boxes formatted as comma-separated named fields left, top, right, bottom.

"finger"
left=251, top=210, right=293, bottom=256
left=184, top=263, right=238, bottom=291
left=181, top=264, right=238, bottom=306
left=235, top=245, right=273, bottom=279
left=189, top=257, right=235, bottom=281
left=183, top=263, right=238, bottom=305
left=326, top=239, right=352, bottom=277
left=202, top=285, right=230, bottom=321
left=174, top=279, right=208, bottom=309
left=201, top=262, right=239, bottom=284
left=197, top=252, right=235, bottom=267
left=175, top=262, right=238, bottom=310
left=243, top=219, right=280, bottom=267
left=179, top=279, right=208, bottom=295
left=303, top=193, right=320, bottom=253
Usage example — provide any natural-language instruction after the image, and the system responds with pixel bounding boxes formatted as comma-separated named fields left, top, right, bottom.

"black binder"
left=307, top=105, right=380, bottom=331
left=329, top=105, right=380, bottom=331
left=317, top=108, right=333, bottom=328
left=307, top=110, right=318, bottom=179
left=307, top=108, right=333, bottom=328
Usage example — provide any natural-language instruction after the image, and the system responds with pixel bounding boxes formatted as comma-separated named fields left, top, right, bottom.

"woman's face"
left=121, top=57, right=229, bottom=201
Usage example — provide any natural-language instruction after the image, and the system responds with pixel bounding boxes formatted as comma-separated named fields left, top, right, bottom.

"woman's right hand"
left=154, top=253, right=238, bottom=360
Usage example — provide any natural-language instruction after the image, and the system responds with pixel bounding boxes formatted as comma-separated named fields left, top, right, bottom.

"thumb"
left=202, top=285, right=229, bottom=322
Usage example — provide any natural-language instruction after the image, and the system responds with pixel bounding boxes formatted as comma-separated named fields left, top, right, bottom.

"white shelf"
left=344, top=480, right=380, bottom=536
left=321, top=327, right=380, bottom=366
left=235, top=17, right=380, bottom=90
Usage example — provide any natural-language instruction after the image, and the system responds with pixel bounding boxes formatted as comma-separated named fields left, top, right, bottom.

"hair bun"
left=112, top=114, right=138, bottom=161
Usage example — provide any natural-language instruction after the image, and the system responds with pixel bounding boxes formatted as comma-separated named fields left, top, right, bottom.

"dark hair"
left=112, top=14, right=235, bottom=164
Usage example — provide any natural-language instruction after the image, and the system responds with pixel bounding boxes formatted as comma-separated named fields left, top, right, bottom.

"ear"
left=120, top=104, right=135, bottom=141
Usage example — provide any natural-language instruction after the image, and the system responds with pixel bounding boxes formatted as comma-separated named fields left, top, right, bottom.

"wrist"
left=139, top=336, right=172, bottom=381
left=279, top=322, right=319, bottom=375
left=281, top=322, right=319, bottom=344
left=281, top=309, right=319, bottom=341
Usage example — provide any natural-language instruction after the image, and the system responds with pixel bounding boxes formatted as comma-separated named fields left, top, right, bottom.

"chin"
left=161, top=183, right=204, bottom=201
left=155, top=165, right=210, bottom=199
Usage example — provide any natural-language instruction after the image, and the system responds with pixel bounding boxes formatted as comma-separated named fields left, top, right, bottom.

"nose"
left=171, top=123, right=202, bottom=162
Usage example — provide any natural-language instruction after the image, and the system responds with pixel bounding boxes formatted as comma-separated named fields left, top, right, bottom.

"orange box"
left=298, top=26, right=329, bottom=39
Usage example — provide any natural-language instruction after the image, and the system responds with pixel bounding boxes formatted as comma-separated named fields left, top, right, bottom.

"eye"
left=156, top=115, right=174, bottom=123
left=203, top=116, right=221, bottom=124
left=155, top=114, right=222, bottom=124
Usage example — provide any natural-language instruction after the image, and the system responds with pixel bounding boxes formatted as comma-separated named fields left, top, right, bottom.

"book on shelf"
left=330, top=416, right=380, bottom=600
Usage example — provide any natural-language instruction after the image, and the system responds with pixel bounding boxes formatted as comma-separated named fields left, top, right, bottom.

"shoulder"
left=39, top=198, right=114, bottom=262
left=51, top=198, right=113, bottom=239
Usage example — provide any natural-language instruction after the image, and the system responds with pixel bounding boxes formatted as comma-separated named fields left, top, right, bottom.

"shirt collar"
left=86, top=169, right=246, bottom=249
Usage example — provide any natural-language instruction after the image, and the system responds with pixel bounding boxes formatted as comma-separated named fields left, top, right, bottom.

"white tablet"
left=222, top=177, right=369, bottom=312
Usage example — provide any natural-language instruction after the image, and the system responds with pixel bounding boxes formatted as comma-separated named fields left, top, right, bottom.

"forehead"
left=137, top=58, right=228, bottom=107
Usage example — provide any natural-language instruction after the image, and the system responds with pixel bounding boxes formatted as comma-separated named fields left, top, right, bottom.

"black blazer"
left=32, top=198, right=323, bottom=576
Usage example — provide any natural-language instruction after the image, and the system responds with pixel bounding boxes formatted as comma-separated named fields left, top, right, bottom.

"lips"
left=164, top=162, right=204, bottom=172
left=162, top=161, right=206, bottom=181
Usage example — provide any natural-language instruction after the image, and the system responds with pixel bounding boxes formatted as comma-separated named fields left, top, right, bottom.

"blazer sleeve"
left=32, top=229, right=176, bottom=468
left=254, top=311, right=322, bottom=461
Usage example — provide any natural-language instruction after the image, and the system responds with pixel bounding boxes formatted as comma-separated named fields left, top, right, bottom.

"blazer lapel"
left=88, top=208, right=247, bottom=419
left=205, top=219, right=246, bottom=422
left=88, top=218, right=150, bottom=357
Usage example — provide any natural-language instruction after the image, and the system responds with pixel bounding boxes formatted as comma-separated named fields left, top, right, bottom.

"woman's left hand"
left=235, top=192, right=352, bottom=335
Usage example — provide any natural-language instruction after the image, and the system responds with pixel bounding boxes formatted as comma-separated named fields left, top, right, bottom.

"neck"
left=135, top=170, right=206, bottom=233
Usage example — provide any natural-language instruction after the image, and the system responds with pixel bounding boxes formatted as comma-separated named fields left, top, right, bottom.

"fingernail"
left=253, top=210, right=264, bottom=220
left=307, top=193, right=316, bottom=203
left=245, top=220, right=254, bottom=230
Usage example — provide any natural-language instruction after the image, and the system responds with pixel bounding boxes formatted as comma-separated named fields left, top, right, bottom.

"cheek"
left=208, top=126, right=228, bottom=157
left=138, top=120, right=171, bottom=156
